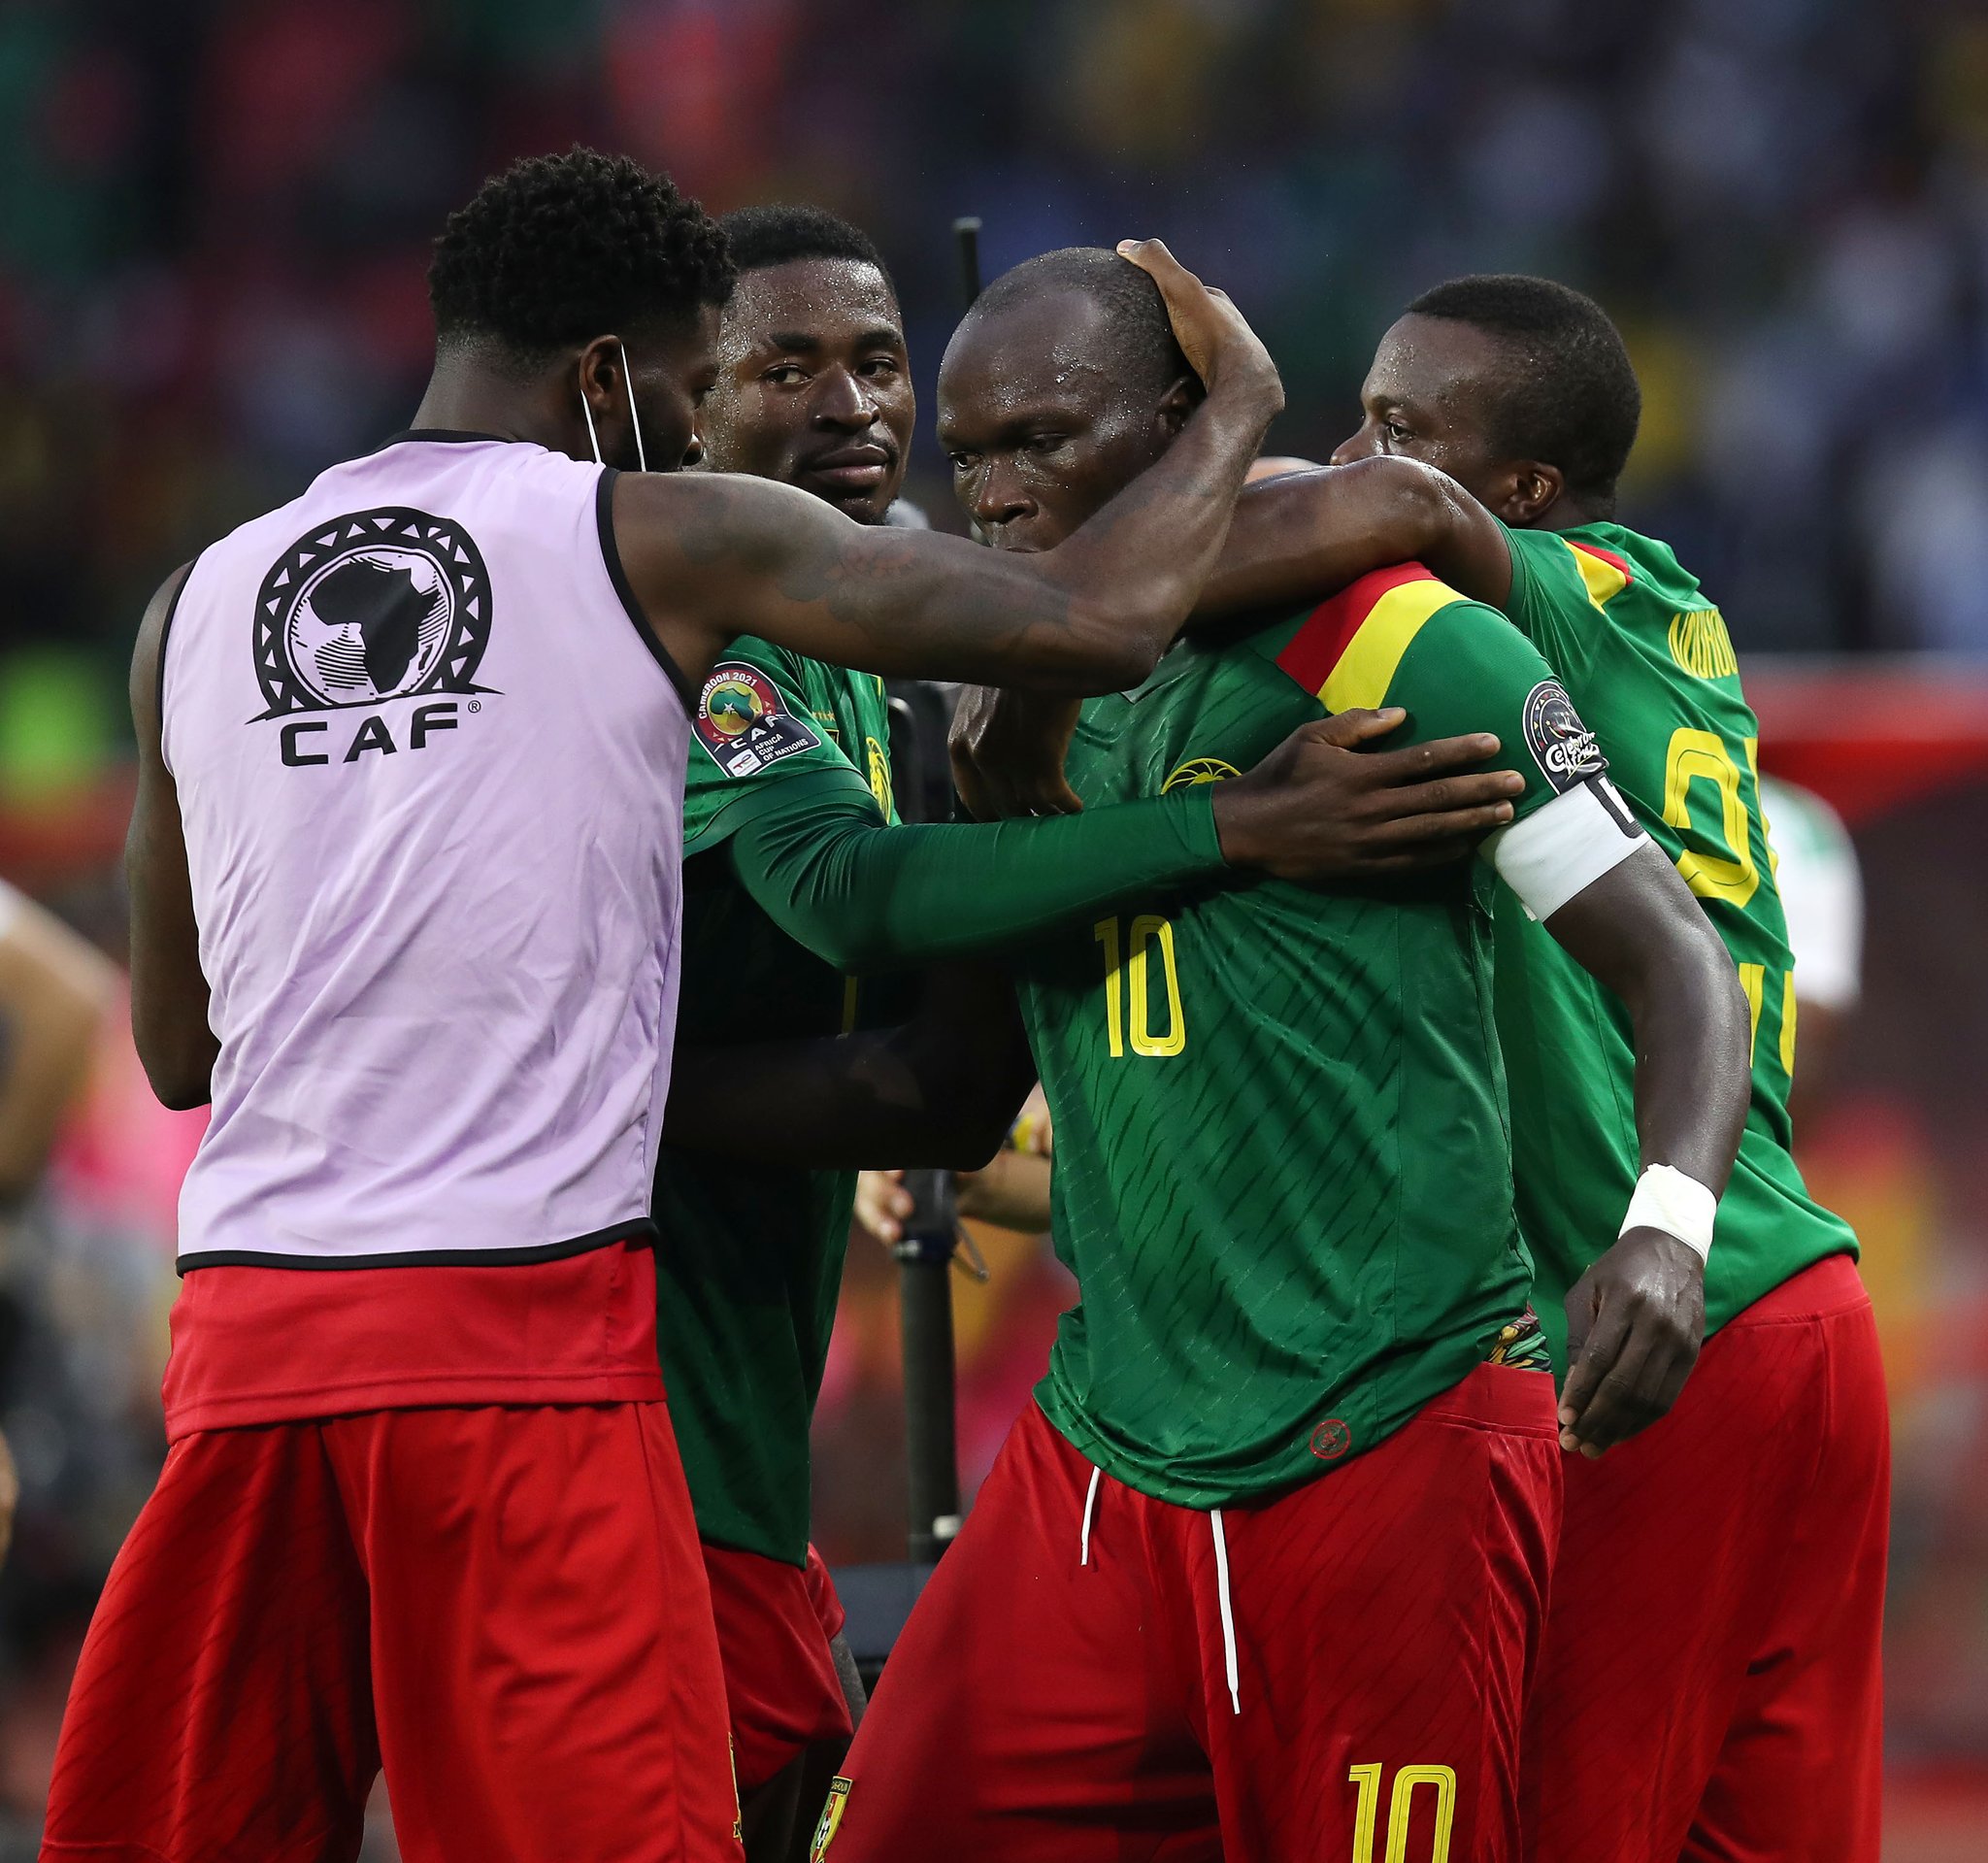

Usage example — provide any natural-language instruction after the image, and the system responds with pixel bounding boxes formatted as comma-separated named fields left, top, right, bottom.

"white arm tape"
left=1619, top=1164, right=1716, bottom=1263
left=1482, top=778, right=1647, bottom=921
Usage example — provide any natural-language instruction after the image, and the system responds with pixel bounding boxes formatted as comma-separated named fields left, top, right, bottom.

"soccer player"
left=679, top=248, right=1753, bottom=1863
left=660, top=204, right=1533, bottom=1861
left=1004, top=277, right=1883, bottom=1862
left=42, top=153, right=1290, bottom=1863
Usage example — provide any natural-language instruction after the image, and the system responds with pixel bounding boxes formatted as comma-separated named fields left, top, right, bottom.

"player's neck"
left=1531, top=490, right=1606, bottom=535
left=407, top=356, right=572, bottom=455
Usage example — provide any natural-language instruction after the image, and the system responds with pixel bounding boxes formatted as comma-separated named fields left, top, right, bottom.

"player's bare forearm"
left=1545, top=844, right=1751, bottom=1453
left=1191, top=457, right=1514, bottom=623
left=126, top=566, right=217, bottom=1111
left=1545, top=846, right=1750, bottom=1194
left=663, top=966, right=1035, bottom=1172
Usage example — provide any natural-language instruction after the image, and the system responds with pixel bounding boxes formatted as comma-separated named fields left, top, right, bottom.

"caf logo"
left=252, top=507, right=494, bottom=718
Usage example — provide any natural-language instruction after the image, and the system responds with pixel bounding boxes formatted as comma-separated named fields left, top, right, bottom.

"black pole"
left=894, top=1172, right=961, bottom=1563
left=884, top=682, right=968, bottom=1563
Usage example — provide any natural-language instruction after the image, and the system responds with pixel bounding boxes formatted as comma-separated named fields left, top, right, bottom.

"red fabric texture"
left=702, top=1540, right=854, bottom=1792
left=160, top=1238, right=665, bottom=1438
left=1521, top=1253, right=1889, bottom=1863
left=44, top=1403, right=743, bottom=1863
left=826, top=1366, right=1561, bottom=1863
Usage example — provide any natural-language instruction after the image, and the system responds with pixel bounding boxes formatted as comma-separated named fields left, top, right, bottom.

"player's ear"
left=1156, top=372, right=1202, bottom=439
left=1504, top=459, right=1564, bottom=526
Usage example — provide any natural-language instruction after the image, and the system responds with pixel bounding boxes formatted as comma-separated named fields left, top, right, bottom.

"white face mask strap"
left=619, top=341, right=647, bottom=473
left=580, top=378, right=604, bottom=465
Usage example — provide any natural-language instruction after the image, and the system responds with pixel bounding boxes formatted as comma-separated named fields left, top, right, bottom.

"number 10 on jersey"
left=1093, top=915, right=1186, bottom=1057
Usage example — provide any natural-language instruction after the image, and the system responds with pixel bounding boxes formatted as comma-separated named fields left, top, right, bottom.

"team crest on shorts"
left=810, top=1777, right=852, bottom=1859
left=693, top=662, right=821, bottom=777
left=1520, top=680, right=1607, bottom=793
left=251, top=507, right=494, bottom=718
left=1163, top=755, right=1241, bottom=791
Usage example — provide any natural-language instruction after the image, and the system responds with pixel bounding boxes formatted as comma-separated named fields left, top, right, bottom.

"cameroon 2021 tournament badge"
left=693, top=662, right=822, bottom=778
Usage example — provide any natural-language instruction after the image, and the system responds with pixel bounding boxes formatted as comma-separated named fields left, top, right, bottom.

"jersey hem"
left=176, top=1217, right=656, bottom=1274
left=595, top=467, right=698, bottom=715
left=163, top=1365, right=668, bottom=1442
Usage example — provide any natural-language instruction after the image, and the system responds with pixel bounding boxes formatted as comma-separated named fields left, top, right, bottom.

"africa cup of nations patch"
left=1521, top=679, right=1607, bottom=793
left=694, top=662, right=822, bottom=777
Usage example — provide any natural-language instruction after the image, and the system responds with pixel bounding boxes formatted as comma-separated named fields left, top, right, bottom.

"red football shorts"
left=1521, top=1252, right=1888, bottom=1863
left=43, top=1403, right=744, bottom=1863
left=817, top=1364, right=1561, bottom=1863
left=703, top=1539, right=855, bottom=1792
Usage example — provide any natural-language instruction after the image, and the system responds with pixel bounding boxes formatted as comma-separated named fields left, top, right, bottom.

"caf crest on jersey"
left=252, top=507, right=494, bottom=718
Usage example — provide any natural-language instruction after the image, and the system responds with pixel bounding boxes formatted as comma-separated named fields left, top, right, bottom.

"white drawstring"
left=618, top=341, right=647, bottom=471
left=1079, top=1465, right=1102, bottom=1566
left=1210, top=1509, right=1241, bottom=1714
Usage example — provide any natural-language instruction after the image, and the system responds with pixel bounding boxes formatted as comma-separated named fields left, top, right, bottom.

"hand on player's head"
left=1115, top=239, right=1280, bottom=411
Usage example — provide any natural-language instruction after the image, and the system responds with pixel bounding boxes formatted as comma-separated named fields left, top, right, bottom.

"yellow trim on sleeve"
left=1564, top=540, right=1631, bottom=610
left=1320, top=580, right=1467, bottom=713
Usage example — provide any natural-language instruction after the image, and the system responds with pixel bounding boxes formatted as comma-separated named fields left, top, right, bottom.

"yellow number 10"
left=1348, top=1763, right=1457, bottom=1863
left=1093, top=914, right=1186, bottom=1058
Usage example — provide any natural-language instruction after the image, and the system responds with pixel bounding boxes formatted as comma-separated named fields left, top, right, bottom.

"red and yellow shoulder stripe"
left=1275, top=562, right=1472, bottom=713
left=1563, top=538, right=1633, bottom=609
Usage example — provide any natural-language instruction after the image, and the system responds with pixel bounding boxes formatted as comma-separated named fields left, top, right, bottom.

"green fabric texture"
left=1493, top=523, right=1857, bottom=1366
left=1020, top=583, right=1565, bottom=1511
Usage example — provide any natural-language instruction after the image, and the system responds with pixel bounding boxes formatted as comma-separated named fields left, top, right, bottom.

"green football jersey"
left=1494, top=523, right=1858, bottom=1363
left=652, top=640, right=897, bottom=1565
left=1019, top=566, right=1585, bottom=1510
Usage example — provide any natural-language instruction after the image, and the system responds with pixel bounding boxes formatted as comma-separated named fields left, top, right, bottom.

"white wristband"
left=1619, top=1164, right=1716, bottom=1263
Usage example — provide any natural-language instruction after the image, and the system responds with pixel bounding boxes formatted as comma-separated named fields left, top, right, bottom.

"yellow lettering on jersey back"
left=1668, top=608, right=1739, bottom=681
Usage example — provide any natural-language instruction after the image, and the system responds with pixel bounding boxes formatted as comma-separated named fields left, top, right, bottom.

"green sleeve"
left=1383, top=598, right=1602, bottom=826
left=724, top=782, right=1229, bottom=973
left=1499, top=523, right=1604, bottom=682
left=683, top=637, right=878, bottom=855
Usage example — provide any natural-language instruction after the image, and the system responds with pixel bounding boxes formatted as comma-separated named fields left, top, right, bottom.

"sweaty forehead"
left=938, top=289, right=1123, bottom=432
left=1368, top=313, right=1515, bottom=411
left=717, top=257, right=902, bottom=356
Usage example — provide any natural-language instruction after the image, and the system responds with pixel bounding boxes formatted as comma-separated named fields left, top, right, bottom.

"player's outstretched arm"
left=126, top=565, right=219, bottom=1111
left=617, top=241, right=1283, bottom=696
left=719, top=711, right=1522, bottom=974
left=1192, top=455, right=1514, bottom=620
left=662, top=965, right=1035, bottom=1173
left=1537, top=846, right=1751, bottom=1457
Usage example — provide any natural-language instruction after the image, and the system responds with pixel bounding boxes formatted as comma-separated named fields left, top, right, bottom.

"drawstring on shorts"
left=1079, top=1464, right=1102, bottom=1566
left=1210, top=1508, right=1241, bottom=1714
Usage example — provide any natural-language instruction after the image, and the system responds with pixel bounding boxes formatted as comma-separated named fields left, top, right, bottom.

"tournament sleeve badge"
left=693, top=662, right=823, bottom=778
left=1521, top=679, right=1608, bottom=792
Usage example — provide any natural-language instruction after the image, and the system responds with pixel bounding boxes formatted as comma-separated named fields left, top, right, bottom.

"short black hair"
left=1405, top=274, right=1641, bottom=514
left=429, top=148, right=735, bottom=367
left=973, top=247, right=1193, bottom=404
left=719, top=204, right=894, bottom=292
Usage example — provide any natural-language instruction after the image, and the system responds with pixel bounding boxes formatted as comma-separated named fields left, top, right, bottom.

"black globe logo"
left=252, top=508, right=493, bottom=717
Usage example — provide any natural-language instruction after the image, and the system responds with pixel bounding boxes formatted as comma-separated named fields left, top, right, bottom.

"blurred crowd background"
left=4, top=0, right=1988, bottom=1855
